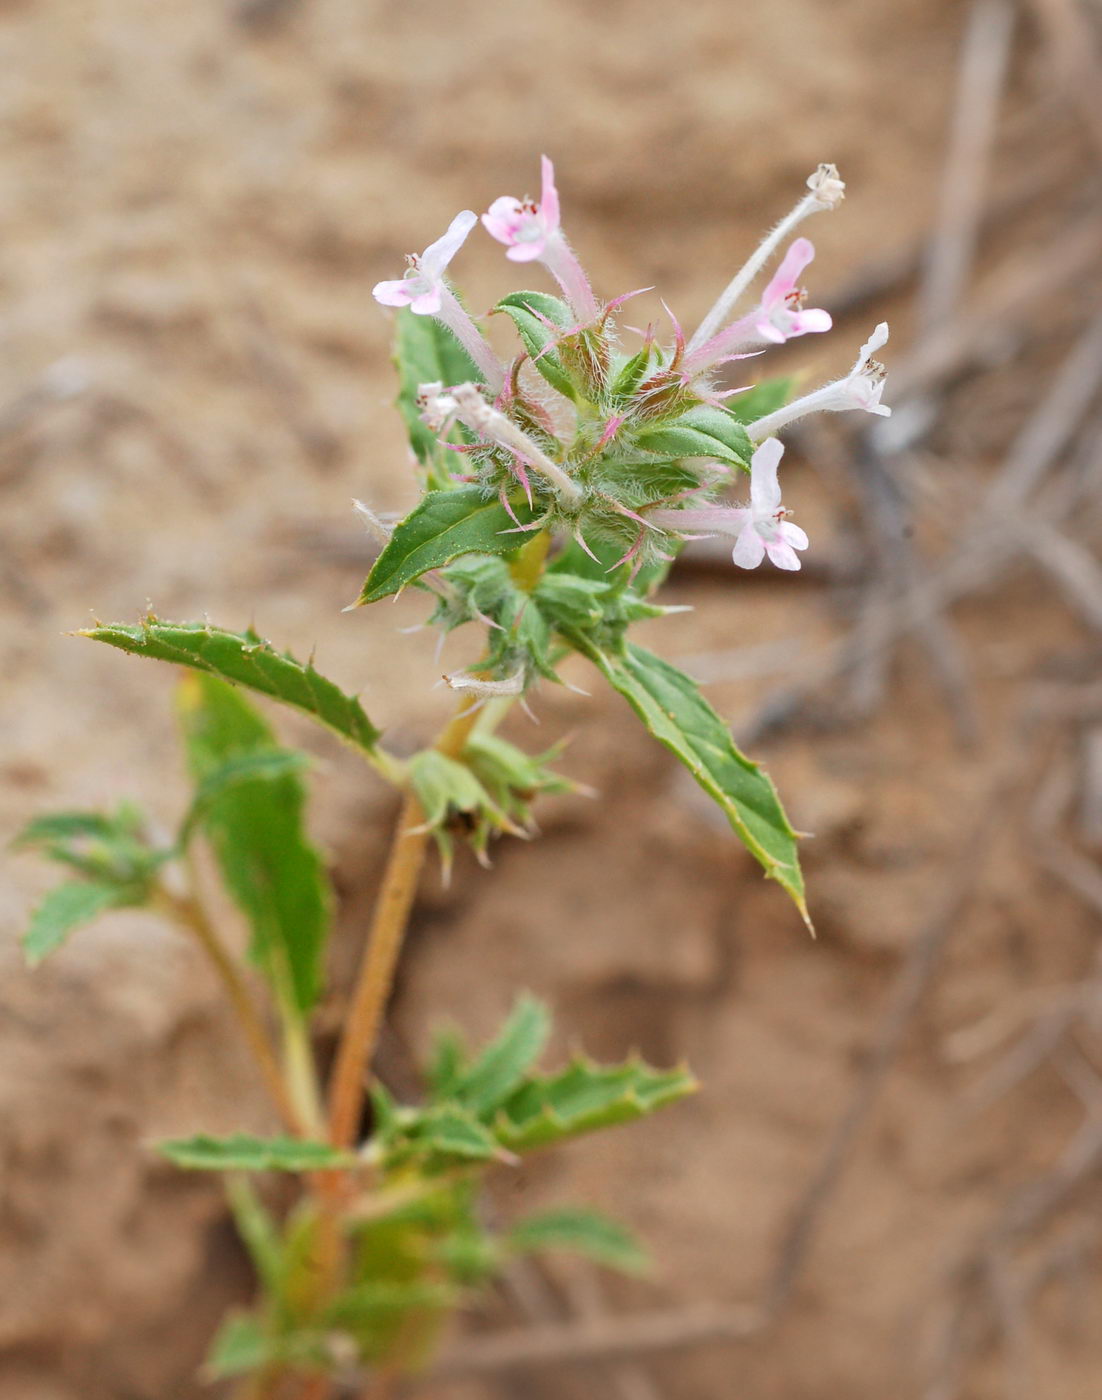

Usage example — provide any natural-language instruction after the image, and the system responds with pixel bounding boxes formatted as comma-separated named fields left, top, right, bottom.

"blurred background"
left=3, top=0, right=1102, bottom=1396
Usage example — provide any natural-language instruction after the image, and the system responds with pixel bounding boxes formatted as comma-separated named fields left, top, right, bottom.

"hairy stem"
left=159, top=889, right=307, bottom=1137
left=326, top=700, right=483, bottom=1149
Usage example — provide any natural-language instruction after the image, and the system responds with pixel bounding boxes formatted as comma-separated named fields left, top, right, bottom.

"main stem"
left=326, top=699, right=484, bottom=1149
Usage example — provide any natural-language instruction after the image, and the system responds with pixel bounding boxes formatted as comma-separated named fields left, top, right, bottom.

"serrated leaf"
left=358, top=487, right=541, bottom=605
left=178, top=674, right=332, bottom=1014
left=573, top=638, right=808, bottom=924
left=493, top=1056, right=697, bottom=1152
left=178, top=748, right=311, bottom=846
left=728, top=375, right=792, bottom=424
left=158, top=1132, right=354, bottom=1172
left=12, top=809, right=135, bottom=848
left=493, top=291, right=576, bottom=400
left=636, top=404, right=752, bottom=469
left=426, top=1027, right=468, bottom=1100
left=81, top=620, right=381, bottom=756
left=409, top=1107, right=501, bottom=1162
left=22, top=880, right=137, bottom=966
left=452, top=996, right=551, bottom=1116
left=507, top=1207, right=649, bottom=1274
left=393, top=308, right=480, bottom=475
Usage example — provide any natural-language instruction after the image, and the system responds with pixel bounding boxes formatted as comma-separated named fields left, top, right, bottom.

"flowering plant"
left=16, top=157, right=888, bottom=1396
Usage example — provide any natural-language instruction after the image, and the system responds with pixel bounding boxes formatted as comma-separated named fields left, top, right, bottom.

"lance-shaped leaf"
left=635, top=404, right=752, bottom=469
left=178, top=673, right=332, bottom=1014
left=22, top=880, right=140, bottom=966
left=729, top=375, right=793, bottom=424
left=393, top=308, right=480, bottom=471
left=158, top=1132, right=354, bottom=1172
left=493, top=1055, right=696, bottom=1153
left=177, top=748, right=311, bottom=847
left=493, top=291, right=576, bottom=400
left=571, top=637, right=808, bottom=925
left=449, top=995, right=551, bottom=1117
left=358, top=486, right=541, bottom=605
left=81, top=619, right=381, bottom=757
left=506, top=1207, right=649, bottom=1275
left=381, top=1106, right=502, bottom=1169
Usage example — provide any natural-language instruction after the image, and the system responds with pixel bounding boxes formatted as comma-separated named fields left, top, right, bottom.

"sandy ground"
left=4, top=1, right=1102, bottom=1397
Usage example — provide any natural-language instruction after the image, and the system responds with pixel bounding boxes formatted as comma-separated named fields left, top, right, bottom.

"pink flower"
left=482, top=155, right=561, bottom=263
left=373, top=210, right=477, bottom=315
left=752, top=238, right=832, bottom=344
left=373, top=211, right=503, bottom=392
left=678, top=238, right=830, bottom=379
left=482, top=156, right=598, bottom=322
left=650, top=438, right=808, bottom=572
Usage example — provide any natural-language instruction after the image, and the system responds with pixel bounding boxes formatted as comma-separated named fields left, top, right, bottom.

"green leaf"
left=324, top=1280, right=456, bottom=1328
left=177, top=673, right=332, bottom=1014
left=573, top=638, right=808, bottom=924
left=408, top=1107, right=501, bottom=1163
left=635, top=405, right=752, bottom=469
left=12, top=801, right=168, bottom=888
left=206, top=1313, right=272, bottom=1378
left=22, top=880, right=136, bottom=966
left=12, top=809, right=136, bottom=848
left=493, top=1055, right=697, bottom=1152
left=226, top=1178, right=285, bottom=1296
left=358, top=486, right=540, bottom=605
left=493, top=291, right=576, bottom=400
left=178, top=748, right=311, bottom=846
left=158, top=1132, right=353, bottom=1172
left=728, top=375, right=793, bottom=424
left=452, top=995, right=551, bottom=1116
left=393, top=308, right=480, bottom=473
left=507, top=1207, right=650, bottom=1274
left=81, top=619, right=381, bottom=757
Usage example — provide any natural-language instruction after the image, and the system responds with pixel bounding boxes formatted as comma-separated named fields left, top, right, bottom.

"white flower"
left=650, top=437, right=809, bottom=572
left=748, top=322, right=892, bottom=440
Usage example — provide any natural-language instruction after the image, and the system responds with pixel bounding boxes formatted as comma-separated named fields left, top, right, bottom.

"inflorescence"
left=373, top=158, right=891, bottom=578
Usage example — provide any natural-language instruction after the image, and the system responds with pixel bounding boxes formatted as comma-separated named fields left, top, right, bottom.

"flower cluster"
left=373, top=158, right=890, bottom=576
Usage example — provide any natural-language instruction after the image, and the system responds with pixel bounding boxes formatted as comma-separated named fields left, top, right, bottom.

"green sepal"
left=506, top=1207, right=650, bottom=1275
left=81, top=619, right=381, bottom=757
left=407, top=748, right=521, bottom=873
left=357, top=486, right=541, bottom=605
left=463, top=733, right=577, bottom=827
left=157, top=1133, right=354, bottom=1172
left=609, top=346, right=653, bottom=402
left=493, top=291, right=576, bottom=400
